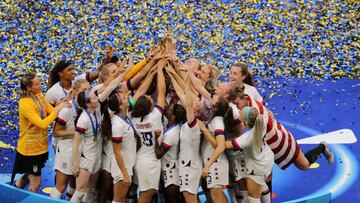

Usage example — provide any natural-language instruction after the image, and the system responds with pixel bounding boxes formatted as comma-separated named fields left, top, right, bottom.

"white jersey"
left=54, top=102, right=78, bottom=175
left=75, top=107, right=103, bottom=164
left=56, top=100, right=78, bottom=132
left=111, top=113, right=137, bottom=179
left=232, top=114, right=273, bottom=178
left=132, top=105, right=164, bottom=160
left=46, top=73, right=90, bottom=149
left=229, top=102, right=240, bottom=120
left=244, top=83, right=263, bottom=104
left=179, top=119, right=202, bottom=169
left=45, top=73, right=90, bottom=106
left=201, top=116, right=227, bottom=161
left=160, top=124, right=180, bottom=166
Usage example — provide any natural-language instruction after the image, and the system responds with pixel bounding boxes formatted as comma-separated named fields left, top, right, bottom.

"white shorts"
left=54, top=139, right=73, bottom=175
left=111, top=159, right=134, bottom=184
left=179, top=166, right=201, bottom=194
left=245, top=166, right=272, bottom=187
left=227, top=151, right=247, bottom=182
left=205, top=159, right=229, bottom=188
left=102, top=153, right=112, bottom=173
left=80, top=153, right=102, bottom=174
left=246, top=174, right=268, bottom=187
left=134, top=158, right=161, bottom=192
left=162, top=161, right=179, bottom=188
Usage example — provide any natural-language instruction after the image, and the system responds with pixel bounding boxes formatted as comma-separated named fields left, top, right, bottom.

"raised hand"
left=106, top=46, right=115, bottom=58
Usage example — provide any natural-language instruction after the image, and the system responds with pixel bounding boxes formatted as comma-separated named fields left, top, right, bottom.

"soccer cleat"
left=321, top=141, right=335, bottom=164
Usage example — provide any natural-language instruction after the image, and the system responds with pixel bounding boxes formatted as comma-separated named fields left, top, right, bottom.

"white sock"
left=248, top=196, right=260, bottom=203
left=261, top=192, right=271, bottom=203
left=50, top=187, right=63, bottom=199
left=70, top=191, right=85, bottom=203
left=83, top=188, right=95, bottom=202
left=238, top=190, right=248, bottom=203
left=261, top=185, right=271, bottom=203
left=66, top=186, right=76, bottom=200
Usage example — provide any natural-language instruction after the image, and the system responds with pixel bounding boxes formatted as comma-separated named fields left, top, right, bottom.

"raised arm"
left=97, top=63, right=133, bottom=102
left=168, top=72, right=186, bottom=105
left=189, top=72, right=212, bottom=101
left=156, top=62, right=166, bottom=109
left=88, top=46, right=115, bottom=81
left=132, top=66, right=157, bottom=101
left=165, top=64, right=187, bottom=89
left=183, top=77, right=195, bottom=124
left=127, top=58, right=157, bottom=89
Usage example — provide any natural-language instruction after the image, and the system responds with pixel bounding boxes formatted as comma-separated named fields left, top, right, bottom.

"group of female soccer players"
left=13, top=37, right=334, bottom=203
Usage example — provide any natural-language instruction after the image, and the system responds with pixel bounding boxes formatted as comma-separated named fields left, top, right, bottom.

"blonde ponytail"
left=253, top=114, right=264, bottom=151
left=246, top=107, right=264, bottom=151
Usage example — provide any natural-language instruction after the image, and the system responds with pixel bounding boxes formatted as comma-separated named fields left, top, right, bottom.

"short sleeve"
left=162, top=128, right=179, bottom=148
left=56, top=108, right=72, bottom=126
left=187, top=119, right=199, bottom=134
left=112, top=122, right=125, bottom=143
left=233, top=131, right=252, bottom=151
left=154, top=105, right=165, bottom=117
left=75, top=114, right=87, bottom=134
left=212, top=117, right=225, bottom=136
left=45, top=89, right=57, bottom=106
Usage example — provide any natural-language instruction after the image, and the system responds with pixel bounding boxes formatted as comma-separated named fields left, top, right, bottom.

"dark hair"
left=204, top=78, right=217, bottom=97
left=131, top=95, right=151, bottom=120
left=214, top=97, right=235, bottom=138
left=173, top=103, right=187, bottom=124
left=227, top=85, right=245, bottom=102
left=47, top=60, right=72, bottom=90
left=233, top=63, right=255, bottom=86
left=74, top=90, right=91, bottom=126
left=19, top=72, right=37, bottom=98
left=110, top=56, right=119, bottom=63
left=101, top=87, right=122, bottom=140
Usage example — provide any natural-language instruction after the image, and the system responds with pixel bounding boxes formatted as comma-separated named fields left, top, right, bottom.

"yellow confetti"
left=0, top=141, right=15, bottom=149
left=309, top=162, right=320, bottom=169
left=42, top=187, right=54, bottom=194
left=269, top=92, right=276, bottom=99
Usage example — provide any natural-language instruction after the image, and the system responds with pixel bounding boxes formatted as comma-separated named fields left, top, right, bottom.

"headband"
left=84, top=90, right=91, bottom=102
left=244, top=106, right=251, bottom=122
